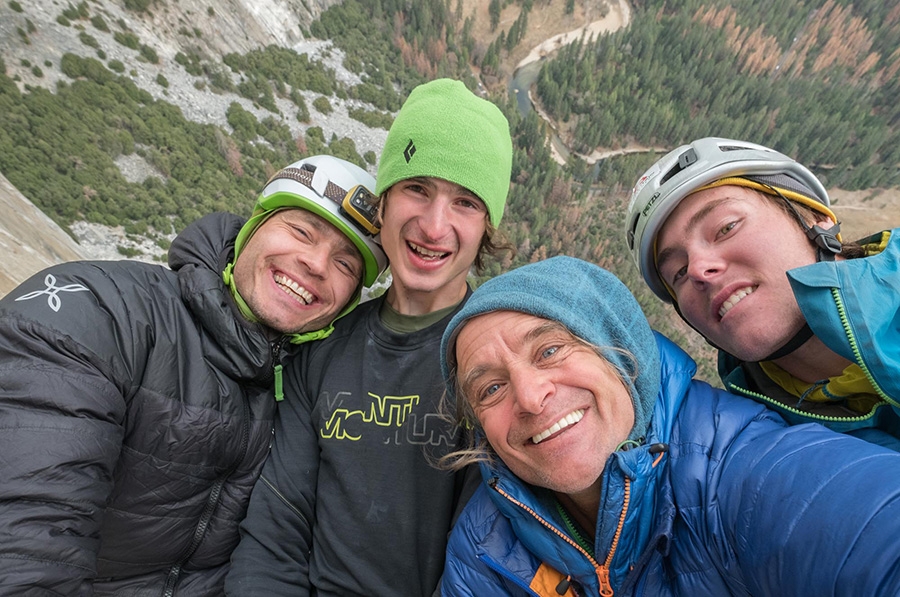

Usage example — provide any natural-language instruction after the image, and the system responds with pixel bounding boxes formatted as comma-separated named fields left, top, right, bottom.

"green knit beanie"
left=375, top=78, right=513, bottom=227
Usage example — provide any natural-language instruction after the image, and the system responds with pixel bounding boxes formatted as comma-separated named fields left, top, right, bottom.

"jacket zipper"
left=272, top=337, right=288, bottom=402
left=492, top=477, right=631, bottom=596
left=726, top=382, right=883, bottom=423
left=830, top=288, right=899, bottom=408
left=161, top=387, right=252, bottom=596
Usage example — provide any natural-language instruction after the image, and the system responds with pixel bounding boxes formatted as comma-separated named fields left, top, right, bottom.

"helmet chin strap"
left=672, top=302, right=815, bottom=362
left=755, top=184, right=840, bottom=361
left=760, top=322, right=814, bottom=361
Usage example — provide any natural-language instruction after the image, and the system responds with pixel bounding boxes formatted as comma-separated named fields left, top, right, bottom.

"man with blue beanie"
left=227, top=78, right=514, bottom=596
left=438, top=256, right=900, bottom=596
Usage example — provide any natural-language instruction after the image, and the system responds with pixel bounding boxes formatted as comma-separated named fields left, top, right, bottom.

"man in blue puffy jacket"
left=437, top=256, right=900, bottom=596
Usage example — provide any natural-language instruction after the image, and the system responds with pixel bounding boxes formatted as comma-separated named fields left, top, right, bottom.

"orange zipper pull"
left=597, top=565, right=613, bottom=596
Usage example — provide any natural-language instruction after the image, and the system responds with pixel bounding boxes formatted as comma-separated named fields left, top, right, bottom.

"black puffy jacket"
left=0, top=213, right=287, bottom=596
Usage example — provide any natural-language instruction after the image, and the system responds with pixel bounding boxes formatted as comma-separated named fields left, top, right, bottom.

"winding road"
left=514, top=0, right=667, bottom=165
left=516, top=0, right=632, bottom=71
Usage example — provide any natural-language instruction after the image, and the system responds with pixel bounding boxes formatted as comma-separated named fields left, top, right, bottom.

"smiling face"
left=232, top=208, right=363, bottom=334
left=454, top=310, right=634, bottom=500
left=655, top=185, right=829, bottom=360
left=379, top=177, right=488, bottom=314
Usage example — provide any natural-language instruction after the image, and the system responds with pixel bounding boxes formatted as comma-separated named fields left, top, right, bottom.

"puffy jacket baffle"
left=0, top=213, right=289, bottom=596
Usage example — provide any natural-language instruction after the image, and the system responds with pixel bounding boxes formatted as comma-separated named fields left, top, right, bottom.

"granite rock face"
left=0, top=173, right=86, bottom=298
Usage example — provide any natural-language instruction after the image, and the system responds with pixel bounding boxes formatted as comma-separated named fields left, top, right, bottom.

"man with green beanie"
left=0, top=155, right=385, bottom=595
left=226, top=78, right=514, bottom=596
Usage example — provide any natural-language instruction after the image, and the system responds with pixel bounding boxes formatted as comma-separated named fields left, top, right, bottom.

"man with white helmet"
left=626, top=137, right=900, bottom=448
left=0, top=155, right=386, bottom=595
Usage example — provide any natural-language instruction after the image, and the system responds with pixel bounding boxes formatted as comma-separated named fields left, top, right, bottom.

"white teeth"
left=274, top=274, right=313, bottom=305
left=531, top=409, right=585, bottom=445
left=409, top=242, right=446, bottom=260
left=719, top=287, right=755, bottom=319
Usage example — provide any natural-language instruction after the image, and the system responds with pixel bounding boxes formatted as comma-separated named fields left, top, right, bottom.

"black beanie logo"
left=404, top=139, right=416, bottom=163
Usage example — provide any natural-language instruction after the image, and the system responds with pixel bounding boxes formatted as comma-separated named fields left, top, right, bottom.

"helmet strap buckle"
left=761, top=183, right=842, bottom=261
left=806, top=222, right=842, bottom=261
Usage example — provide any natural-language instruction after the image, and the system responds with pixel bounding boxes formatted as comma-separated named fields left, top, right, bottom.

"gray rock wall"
left=0, top=172, right=86, bottom=298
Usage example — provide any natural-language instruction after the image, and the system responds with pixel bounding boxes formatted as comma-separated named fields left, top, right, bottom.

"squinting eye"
left=719, top=221, right=737, bottom=236
left=541, top=346, right=559, bottom=359
left=485, top=383, right=500, bottom=396
left=336, top=259, right=354, bottom=275
left=671, top=265, right=687, bottom=283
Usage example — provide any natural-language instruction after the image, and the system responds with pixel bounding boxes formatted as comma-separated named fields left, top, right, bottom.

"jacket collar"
left=787, top=229, right=900, bottom=403
left=720, top=229, right=900, bottom=411
left=170, top=213, right=275, bottom=379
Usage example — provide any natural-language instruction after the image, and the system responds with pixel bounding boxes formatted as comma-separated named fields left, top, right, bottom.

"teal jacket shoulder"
left=720, top=228, right=900, bottom=445
left=789, top=228, right=900, bottom=402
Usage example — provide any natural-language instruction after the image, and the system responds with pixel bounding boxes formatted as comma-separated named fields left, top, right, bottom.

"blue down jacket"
left=442, top=334, right=900, bottom=596
left=720, top=228, right=900, bottom=447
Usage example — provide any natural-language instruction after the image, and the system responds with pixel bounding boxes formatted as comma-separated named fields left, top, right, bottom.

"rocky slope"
left=0, top=0, right=386, bottom=154
left=0, top=0, right=392, bottom=297
left=3, top=0, right=897, bottom=300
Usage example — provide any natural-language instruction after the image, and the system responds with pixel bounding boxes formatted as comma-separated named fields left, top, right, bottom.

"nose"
left=299, top=246, right=330, bottom=279
left=417, top=198, right=452, bottom=241
left=685, top=250, right=724, bottom=286
left=510, top=366, right=552, bottom=415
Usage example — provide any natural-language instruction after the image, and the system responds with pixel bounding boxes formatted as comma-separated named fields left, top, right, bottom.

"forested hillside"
left=3, top=0, right=898, bottom=380
left=537, top=0, right=900, bottom=189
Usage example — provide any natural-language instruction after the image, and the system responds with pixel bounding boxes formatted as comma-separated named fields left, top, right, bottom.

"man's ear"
left=814, top=215, right=838, bottom=230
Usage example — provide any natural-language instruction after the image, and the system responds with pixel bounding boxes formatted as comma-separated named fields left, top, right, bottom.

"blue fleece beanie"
left=440, top=256, right=661, bottom=442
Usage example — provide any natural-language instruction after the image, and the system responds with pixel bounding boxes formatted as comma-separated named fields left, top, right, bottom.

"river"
left=507, top=0, right=634, bottom=165
left=508, top=59, right=573, bottom=162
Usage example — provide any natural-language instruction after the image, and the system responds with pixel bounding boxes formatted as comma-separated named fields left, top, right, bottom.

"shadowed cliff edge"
left=0, top=172, right=86, bottom=298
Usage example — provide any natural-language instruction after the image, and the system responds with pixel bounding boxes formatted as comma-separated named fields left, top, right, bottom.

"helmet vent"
left=659, top=147, right=698, bottom=185
left=626, top=217, right=638, bottom=250
left=659, top=164, right=683, bottom=186
left=744, top=174, right=823, bottom=203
